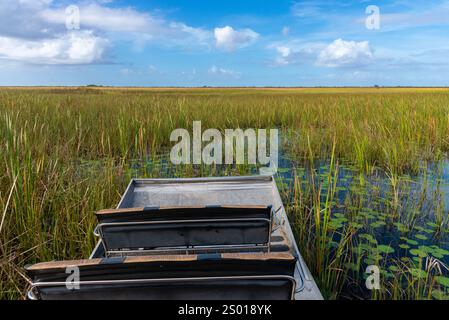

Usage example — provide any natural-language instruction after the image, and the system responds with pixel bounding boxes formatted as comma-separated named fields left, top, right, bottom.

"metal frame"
left=268, top=177, right=323, bottom=298
left=126, top=175, right=273, bottom=186
left=94, top=209, right=274, bottom=257
left=106, top=244, right=269, bottom=257
left=87, top=175, right=322, bottom=299
left=27, top=274, right=296, bottom=300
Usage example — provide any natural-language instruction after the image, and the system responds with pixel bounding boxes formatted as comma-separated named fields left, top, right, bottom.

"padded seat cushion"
left=26, top=252, right=296, bottom=283
left=33, top=279, right=294, bottom=300
left=95, top=206, right=273, bottom=251
left=95, top=205, right=272, bottom=223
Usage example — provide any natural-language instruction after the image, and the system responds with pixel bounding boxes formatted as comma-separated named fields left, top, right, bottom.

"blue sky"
left=0, top=0, right=448, bottom=86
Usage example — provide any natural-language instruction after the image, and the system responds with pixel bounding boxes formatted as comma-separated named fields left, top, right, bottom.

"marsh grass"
left=0, top=87, right=448, bottom=299
left=279, top=157, right=449, bottom=299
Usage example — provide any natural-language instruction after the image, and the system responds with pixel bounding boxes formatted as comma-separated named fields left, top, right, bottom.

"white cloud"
left=0, top=0, right=213, bottom=65
left=40, top=3, right=211, bottom=43
left=277, top=46, right=291, bottom=57
left=0, top=0, right=61, bottom=40
left=270, top=39, right=374, bottom=68
left=208, top=65, right=240, bottom=77
left=270, top=40, right=322, bottom=66
left=275, top=46, right=291, bottom=65
left=0, top=31, right=108, bottom=64
left=316, top=39, right=373, bottom=67
left=41, top=4, right=151, bottom=33
left=0, top=2, right=263, bottom=66
left=214, top=26, right=259, bottom=51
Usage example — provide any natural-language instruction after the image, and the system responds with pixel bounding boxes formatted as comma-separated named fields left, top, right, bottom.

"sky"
left=0, top=0, right=448, bottom=86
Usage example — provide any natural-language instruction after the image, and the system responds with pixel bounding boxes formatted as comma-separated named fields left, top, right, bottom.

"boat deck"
left=26, top=176, right=323, bottom=300
left=90, top=175, right=323, bottom=300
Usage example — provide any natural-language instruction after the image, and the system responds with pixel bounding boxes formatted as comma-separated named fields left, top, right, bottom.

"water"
left=275, top=157, right=449, bottom=299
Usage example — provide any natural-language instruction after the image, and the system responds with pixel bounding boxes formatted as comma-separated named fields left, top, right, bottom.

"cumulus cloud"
left=0, top=0, right=62, bottom=40
left=214, top=26, right=259, bottom=51
left=316, top=39, right=373, bottom=67
left=0, top=1, right=261, bottom=65
left=270, top=41, right=322, bottom=66
left=270, top=39, right=374, bottom=68
left=40, top=3, right=211, bottom=43
left=0, top=31, right=108, bottom=64
left=41, top=4, right=151, bottom=33
left=0, top=0, right=212, bottom=65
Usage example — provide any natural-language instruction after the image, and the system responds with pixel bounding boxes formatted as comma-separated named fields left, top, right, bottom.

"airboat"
left=25, top=175, right=323, bottom=300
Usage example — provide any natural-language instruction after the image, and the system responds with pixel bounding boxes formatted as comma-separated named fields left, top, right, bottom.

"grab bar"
left=28, top=274, right=297, bottom=300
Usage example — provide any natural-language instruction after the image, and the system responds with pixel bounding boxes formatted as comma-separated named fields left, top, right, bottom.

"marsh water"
left=280, top=158, right=449, bottom=299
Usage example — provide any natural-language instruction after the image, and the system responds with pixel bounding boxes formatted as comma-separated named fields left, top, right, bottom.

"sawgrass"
left=0, top=87, right=448, bottom=299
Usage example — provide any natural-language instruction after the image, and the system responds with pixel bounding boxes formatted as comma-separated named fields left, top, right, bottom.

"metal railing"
left=28, top=274, right=296, bottom=300
left=93, top=209, right=274, bottom=257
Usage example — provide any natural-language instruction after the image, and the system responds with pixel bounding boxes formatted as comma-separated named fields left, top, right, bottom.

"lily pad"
left=329, top=219, right=346, bottom=229
left=377, top=245, right=395, bottom=254
left=389, top=265, right=399, bottom=272
left=367, top=253, right=383, bottom=261
left=401, top=257, right=411, bottom=262
left=371, top=220, right=386, bottom=228
left=410, top=249, right=427, bottom=258
left=432, top=290, right=449, bottom=300
left=380, top=270, right=394, bottom=279
left=349, top=222, right=364, bottom=229
left=405, top=238, right=419, bottom=246
left=414, top=226, right=425, bottom=232
left=426, top=222, right=439, bottom=228
left=436, top=277, right=449, bottom=288
left=409, top=268, right=428, bottom=279
left=415, top=234, right=428, bottom=241
left=394, top=223, right=409, bottom=233
left=434, top=247, right=449, bottom=257
left=359, top=233, right=377, bottom=244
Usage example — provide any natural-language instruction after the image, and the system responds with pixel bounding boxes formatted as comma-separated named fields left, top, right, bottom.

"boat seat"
left=26, top=252, right=296, bottom=300
left=94, top=206, right=273, bottom=255
left=92, top=219, right=292, bottom=257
